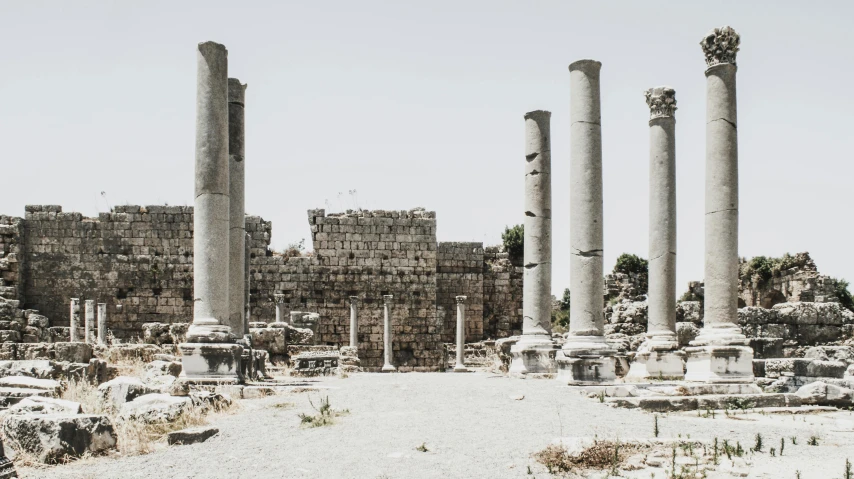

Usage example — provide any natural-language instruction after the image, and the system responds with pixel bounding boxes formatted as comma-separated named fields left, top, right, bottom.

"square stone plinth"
left=555, top=351, right=617, bottom=385
left=179, top=343, right=244, bottom=382
left=625, top=350, right=686, bottom=382
left=684, top=345, right=754, bottom=383
left=508, top=344, right=558, bottom=377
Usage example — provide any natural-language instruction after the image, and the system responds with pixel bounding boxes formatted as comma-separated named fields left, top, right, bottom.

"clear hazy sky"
left=2, top=1, right=852, bottom=296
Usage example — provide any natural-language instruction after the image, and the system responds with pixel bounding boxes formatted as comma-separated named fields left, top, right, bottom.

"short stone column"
left=381, top=295, right=396, bottom=372
left=454, top=296, right=468, bottom=372
left=509, top=110, right=558, bottom=376
left=556, top=59, right=616, bottom=384
left=69, top=298, right=80, bottom=342
left=686, top=26, right=754, bottom=383
left=274, top=294, right=286, bottom=324
left=179, top=41, right=243, bottom=382
left=627, top=87, right=685, bottom=381
left=84, top=300, right=94, bottom=344
left=97, top=303, right=107, bottom=345
left=348, top=296, right=359, bottom=349
left=228, top=78, right=247, bottom=337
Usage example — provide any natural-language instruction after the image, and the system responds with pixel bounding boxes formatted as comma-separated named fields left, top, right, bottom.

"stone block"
left=2, top=414, right=116, bottom=463
left=178, top=343, right=243, bottom=380
left=249, top=328, right=286, bottom=355
left=0, top=377, right=60, bottom=396
left=684, top=345, right=754, bottom=384
left=795, top=381, right=854, bottom=407
left=167, top=426, right=219, bottom=445
left=119, top=394, right=191, bottom=424
left=675, top=322, right=700, bottom=347
left=98, top=376, right=158, bottom=410
left=804, top=346, right=854, bottom=365
left=9, top=396, right=83, bottom=415
left=748, top=337, right=783, bottom=359
left=53, top=342, right=93, bottom=363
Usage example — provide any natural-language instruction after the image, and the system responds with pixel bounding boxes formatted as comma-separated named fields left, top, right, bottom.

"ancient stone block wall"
left=482, top=247, right=523, bottom=339
left=0, top=215, right=22, bottom=301
left=248, top=209, right=444, bottom=371
left=20, top=205, right=195, bottom=339
left=738, top=252, right=839, bottom=308
left=436, top=242, right=483, bottom=343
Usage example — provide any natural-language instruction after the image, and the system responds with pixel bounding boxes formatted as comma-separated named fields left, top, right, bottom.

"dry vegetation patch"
left=534, top=440, right=649, bottom=476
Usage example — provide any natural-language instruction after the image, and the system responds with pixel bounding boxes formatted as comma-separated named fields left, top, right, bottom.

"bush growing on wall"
left=502, top=224, right=524, bottom=259
left=613, top=253, right=649, bottom=295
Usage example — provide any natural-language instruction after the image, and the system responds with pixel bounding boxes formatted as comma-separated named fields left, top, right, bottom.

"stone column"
left=454, top=296, right=468, bottom=372
left=69, top=298, right=80, bottom=342
left=509, top=110, right=557, bottom=376
left=627, top=87, right=685, bottom=381
left=180, top=41, right=243, bottom=382
left=274, top=294, right=286, bottom=324
left=556, top=59, right=616, bottom=384
left=97, top=303, right=107, bottom=345
left=84, top=300, right=94, bottom=344
left=348, top=296, right=359, bottom=349
left=381, top=295, right=396, bottom=372
left=244, top=232, right=251, bottom=334
left=686, top=26, right=753, bottom=383
left=228, top=78, right=247, bottom=337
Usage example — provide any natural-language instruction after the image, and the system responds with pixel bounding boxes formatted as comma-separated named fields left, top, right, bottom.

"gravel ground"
left=18, top=372, right=854, bottom=479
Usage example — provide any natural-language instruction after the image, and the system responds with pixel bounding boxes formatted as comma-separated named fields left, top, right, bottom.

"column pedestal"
left=178, top=343, right=244, bottom=382
left=556, top=336, right=617, bottom=384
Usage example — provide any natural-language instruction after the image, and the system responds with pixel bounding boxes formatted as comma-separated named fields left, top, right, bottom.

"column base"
left=381, top=364, right=397, bottom=372
left=453, top=364, right=470, bottom=373
left=179, top=343, right=244, bottom=382
left=625, top=350, right=686, bottom=381
left=684, top=345, right=754, bottom=383
left=555, top=350, right=617, bottom=385
left=508, top=336, right=558, bottom=377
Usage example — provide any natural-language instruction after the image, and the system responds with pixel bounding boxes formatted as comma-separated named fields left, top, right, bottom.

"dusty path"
left=19, top=372, right=854, bottom=479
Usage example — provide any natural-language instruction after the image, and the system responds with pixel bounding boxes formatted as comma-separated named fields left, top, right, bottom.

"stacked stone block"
left=482, top=247, right=523, bottom=339
left=436, top=242, right=483, bottom=343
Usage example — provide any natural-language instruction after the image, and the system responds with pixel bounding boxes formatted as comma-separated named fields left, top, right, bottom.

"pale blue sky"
left=1, top=1, right=852, bottom=296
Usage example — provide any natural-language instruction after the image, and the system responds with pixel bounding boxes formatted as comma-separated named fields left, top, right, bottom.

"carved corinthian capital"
left=274, top=293, right=285, bottom=304
left=455, top=295, right=467, bottom=305
left=701, top=26, right=740, bottom=67
left=645, top=86, right=677, bottom=120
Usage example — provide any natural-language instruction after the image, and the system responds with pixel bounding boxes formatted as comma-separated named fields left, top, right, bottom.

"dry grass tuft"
left=533, top=440, right=648, bottom=476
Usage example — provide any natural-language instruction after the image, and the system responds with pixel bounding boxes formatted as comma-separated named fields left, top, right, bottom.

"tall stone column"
left=509, top=110, right=557, bottom=376
left=97, top=303, right=107, bottom=345
left=84, top=300, right=94, bottom=344
left=274, top=294, right=286, bottom=324
left=228, top=78, right=247, bottom=337
left=180, top=41, right=243, bottom=382
left=627, top=87, right=685, bottom=381
left=686, top=26, right=753, bottom=383
left=381, top=295, right=396, bottom=372
left=556, top=59, right=616, bottom=384
left=69, top=298, right=80, bottom=342
left=348, top=296, right=359, bottom=348
left=454, top=296, right=468, bottom=372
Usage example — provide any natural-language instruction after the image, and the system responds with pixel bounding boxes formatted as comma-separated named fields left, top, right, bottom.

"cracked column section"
left=645, top=86, right=679, bottom=350
left=563, top=60, right=611, bottom=354
left=228, top=78, right=247, bottom=337
left=686, top=26, right=753, bottom=383
left=180, top=41, right=243, bottom=383
left=508, top=111, right=558, bottom=376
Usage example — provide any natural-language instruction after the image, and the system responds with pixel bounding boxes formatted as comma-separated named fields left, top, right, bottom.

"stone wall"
left=20, top=205, right=195, bottom=339
left=436, top=242, right=483, bottom=343
left=738, top=252, right=839, bottom=308
left=482, top=247, right=523, bottom=339
left=0, top=215, right=22, bottom=301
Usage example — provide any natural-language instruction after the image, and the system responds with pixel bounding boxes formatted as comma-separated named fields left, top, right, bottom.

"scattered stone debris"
left=166, top=426, right=219, bottom=446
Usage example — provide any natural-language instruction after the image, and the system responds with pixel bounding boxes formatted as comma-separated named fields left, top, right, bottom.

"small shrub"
left=298, top=395, right=349, bottom=428
left=808, top=436, right=819, bottom=446
left=416, top=443, right=428, bottom=452
left=613, top=253, right=649, bottom=295
left=753, top=433, right=763, bottom=452
left=502, top=224, right=524, bottom=259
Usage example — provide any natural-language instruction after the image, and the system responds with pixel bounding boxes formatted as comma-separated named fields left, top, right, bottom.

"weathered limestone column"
left=84, top=300, right=94, bottom=344
left=381, top=295, right=396, bottom=372
left=686, top=26, right=754, bottom=383
left=180, top=41, right=243, bottom=382
left=348, top=296, right=359, bottom=348
left=627, top=87, right=685, bottom=381
left=69, top=298, right=80, bottom=342
left=244, top=232, right=251, bottom=334
left=454, top=296, right=468, bottom=372
left=274, top=294, right=286, bottom=323
left=509, top=110, right=558, bottom=376
left=556, top=59, right=616, bottom=384
left=97, top=303, right=107, bottom=345
left=228, top=78, right=247, bottom=337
